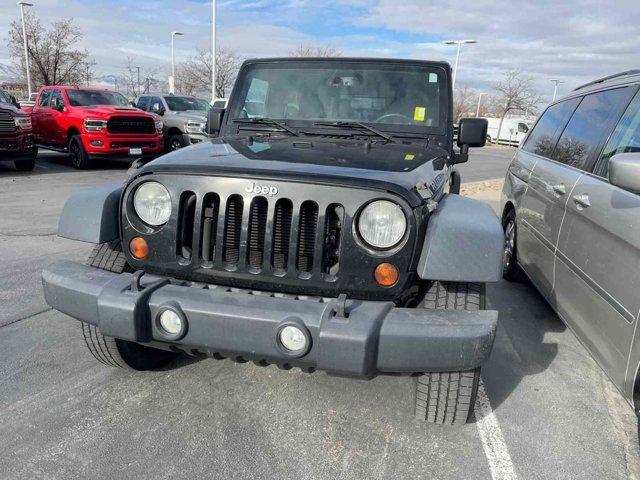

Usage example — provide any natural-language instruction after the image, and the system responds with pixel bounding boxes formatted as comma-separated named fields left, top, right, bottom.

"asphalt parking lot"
left=1, top=147, right=639, bottom=480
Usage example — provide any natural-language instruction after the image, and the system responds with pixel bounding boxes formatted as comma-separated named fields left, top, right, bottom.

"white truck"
left=485, top=117, right=531, bottom=146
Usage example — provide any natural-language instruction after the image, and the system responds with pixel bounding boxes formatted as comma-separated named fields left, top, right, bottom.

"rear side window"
left=38, top=90, right=52, bottom=107
left=552, top=86, right=636, bottom=170
left=523, top=98, right=579, bottom=157
left=594, top=91, right=640, bottom=178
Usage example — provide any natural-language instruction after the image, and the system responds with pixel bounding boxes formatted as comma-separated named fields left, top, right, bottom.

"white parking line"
left=475, top=379, right=518, bottom=480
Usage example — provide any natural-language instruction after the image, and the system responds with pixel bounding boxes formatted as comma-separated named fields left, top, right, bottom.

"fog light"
left=159, top=309, right=183, bottom=336
left=279, top=325, right=307, bottom=352
left=129, top=237, right=149, bottom=259
left=374, top=263, right=399, bottom=287
left=90, top=140, right=103, bottom=147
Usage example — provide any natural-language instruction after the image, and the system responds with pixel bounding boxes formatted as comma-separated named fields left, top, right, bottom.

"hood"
left=0, top=102, right=23, bottom=116
left=75, top=105, right=149, bottom=117
left=167, top=111, right=207, bottom=123
left=138, top=136, right=450, bottom=207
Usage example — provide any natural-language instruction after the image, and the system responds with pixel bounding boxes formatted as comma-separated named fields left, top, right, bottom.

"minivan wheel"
left=68, top=135, right=92, bottom=169
left=502, top=209, right=524, bottom=282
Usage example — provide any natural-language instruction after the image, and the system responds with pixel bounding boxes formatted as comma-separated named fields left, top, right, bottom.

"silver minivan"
left=501, top=70, right=640, bottom=413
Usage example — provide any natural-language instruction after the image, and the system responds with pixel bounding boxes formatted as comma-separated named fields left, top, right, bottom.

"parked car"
left=0, top=89, right=37, bottom=171
left=43, top=57, right=499, bottom=425
left=19, top=92, right=38, bottom=111
left=31, top=86, right=164, bottom=169
left=135, top=93, right=210, bottom=151
left=485, top=117, right=531, bottom=146
left=501, top=69, right=640, bottom=414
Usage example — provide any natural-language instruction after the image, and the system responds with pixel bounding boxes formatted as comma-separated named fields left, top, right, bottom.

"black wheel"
left=502, top=209, right=525, bottom=282
left=68, top=135, right=92, bottom=169
left=167, top=133, right=186, bottom=151
left=82, top=240, right=179, bottom=370
left=414, top=281, right=484, bottom=425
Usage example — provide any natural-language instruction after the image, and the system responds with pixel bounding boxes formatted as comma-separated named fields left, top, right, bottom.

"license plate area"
left=129, top=148, right=142, bottom=155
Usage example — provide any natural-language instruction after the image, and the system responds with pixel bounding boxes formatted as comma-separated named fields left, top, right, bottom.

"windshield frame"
left=66, top=89, right=130, bottom=107
left=224, top=59, right=451, bottom=138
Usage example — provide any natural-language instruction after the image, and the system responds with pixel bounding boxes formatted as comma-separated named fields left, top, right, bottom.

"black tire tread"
left=415, top=281, right=484, bottom=425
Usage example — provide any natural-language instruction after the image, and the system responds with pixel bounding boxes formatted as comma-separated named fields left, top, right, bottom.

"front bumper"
left=80, top=133, right=164, bottom=159
left=42, top=261, right=498, bottom=378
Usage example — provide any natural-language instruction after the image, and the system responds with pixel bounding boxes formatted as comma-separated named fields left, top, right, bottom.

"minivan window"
left=594, top=91, right=640, bottom=178
left=552, top=87, right=636, bottom=170
left=522, top=98, right=580, bottom=158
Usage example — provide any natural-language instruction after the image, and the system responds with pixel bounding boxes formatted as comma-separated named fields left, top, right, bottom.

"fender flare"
left=58, top=182, right=122, bottom=243
left=418, top=194, right=503, bottom=283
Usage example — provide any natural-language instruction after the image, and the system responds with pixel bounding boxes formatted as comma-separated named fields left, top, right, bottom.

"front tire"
left=167, top=133, right=186, bottom=152
left=414, top=281, right=484, bottom=425
left=82, top=240, right=179, bottom=370
left=68, top=135, right=92, bottom=169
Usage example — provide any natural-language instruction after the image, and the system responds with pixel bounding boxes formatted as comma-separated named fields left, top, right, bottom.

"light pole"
left=211, top=0, right=217, bottom=102
left=476, top=92, right=485, bottom=117
left=550, top=78, right=564, bottom=101
left=135, top=66, right=141, bottom=96
left=443, top=39, right=477, bottom=91
left=170, top=31, right=184, bottom=94
left=17, top=1, right=34, bottom=98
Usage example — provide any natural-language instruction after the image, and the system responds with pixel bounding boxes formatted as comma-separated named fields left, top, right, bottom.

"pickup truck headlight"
left=133, top=181, right=172, bottom=226
left=14, top=116, right=32, bottom=130
left=358, top=200, right=406, bottom=249
left=84, top=119, right=107, bottom=132
left=185, top=121, right=205, bottom=134
left=155, top=120, right=164, bottom=134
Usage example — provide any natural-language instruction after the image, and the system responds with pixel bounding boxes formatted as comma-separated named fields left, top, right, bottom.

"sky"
left=1, top=0, right=639, bottom=102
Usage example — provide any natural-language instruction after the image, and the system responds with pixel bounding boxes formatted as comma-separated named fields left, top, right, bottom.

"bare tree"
left=177, top=47, right=241, bottom=98
left=493, top=70, right=541, bottom=140
left=7, top=11, right=93, bottom=87
left=289, top=44, right=343, bottom=57
left=453, top=85, right=475, bottom=122
left=121, top=58, right=162, bottom=97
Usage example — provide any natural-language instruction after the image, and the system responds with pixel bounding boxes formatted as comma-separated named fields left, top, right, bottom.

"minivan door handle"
left=573, top=193, right=591, bottom=209
left=552, top=184, right=566, bottom=195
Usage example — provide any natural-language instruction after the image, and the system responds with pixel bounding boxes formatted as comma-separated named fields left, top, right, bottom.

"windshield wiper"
left=312, top=121, right=397, bottom=143
left=232, top=117, right=299, bottom=136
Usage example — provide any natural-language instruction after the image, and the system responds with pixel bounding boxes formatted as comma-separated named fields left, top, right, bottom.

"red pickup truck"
left=31, top=86, right=164, bottom=168
left=0, top=90, right=37, bottom=171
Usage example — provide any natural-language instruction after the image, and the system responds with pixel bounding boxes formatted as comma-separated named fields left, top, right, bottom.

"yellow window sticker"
left=414, top=106, right=426, bottom=122
left=404, top=153, right=416, bottom=161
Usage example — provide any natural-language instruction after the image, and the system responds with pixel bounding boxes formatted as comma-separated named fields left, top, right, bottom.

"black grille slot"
left=322, top=204, right=344, bottom=279
left=201, top=193, right=220, bottom=263
left=223, top=195, right=243, bottom=264
left=296, top=201, right=318, bottom=273
left=247, top=197, right=268, bottom=270
left=0, top=111, right=15, bottom=133
left=272, top=199, right=293, bottom=272
left=176, top=192, right=196, bottom=262
left=107, top=116, right=155, bottom=134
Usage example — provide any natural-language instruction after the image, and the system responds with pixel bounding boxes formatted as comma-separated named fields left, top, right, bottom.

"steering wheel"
left=375, top=113, right=413, bottom=124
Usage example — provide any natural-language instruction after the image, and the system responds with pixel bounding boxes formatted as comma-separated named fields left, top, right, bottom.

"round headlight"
left=133, top=181, right=171, bottom=226
left=358, top=200, right=406, bottom=249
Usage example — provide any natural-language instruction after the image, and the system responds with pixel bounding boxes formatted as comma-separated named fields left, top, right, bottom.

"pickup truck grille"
left=122, top=175, right=415, bottom=300
left=107, top=116, right=155, bottom=135
left=0, top=111, right=16, bottom=133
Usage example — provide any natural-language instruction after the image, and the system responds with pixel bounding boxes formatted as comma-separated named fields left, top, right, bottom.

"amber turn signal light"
left=374, top=263, right=399, bottom=287
left=129, top=237, right=149, bottom=260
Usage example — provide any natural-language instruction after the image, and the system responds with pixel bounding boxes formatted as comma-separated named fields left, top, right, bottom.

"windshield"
left=67, top=90, right=130, bottom=107
left=229, top=62, right=447, bottom=132
left=164, top=96, right=209, bottom=112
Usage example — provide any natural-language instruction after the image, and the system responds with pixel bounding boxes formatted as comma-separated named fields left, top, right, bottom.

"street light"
left=170, top=31, right=184, bottom=94
left=135, top=66, right=141, bottom=96
left=443, top=39, right=477, bottom=91
left=476, top=92, right=486, bottom=117
left=211, top=0, right=217, bottom=102
left=550, top=78, right=564, bottom=101
left=17, top=1, right=34, bottom=98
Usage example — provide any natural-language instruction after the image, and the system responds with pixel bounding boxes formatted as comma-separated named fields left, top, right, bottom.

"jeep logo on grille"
left=245, top=182, right=278, bottom=197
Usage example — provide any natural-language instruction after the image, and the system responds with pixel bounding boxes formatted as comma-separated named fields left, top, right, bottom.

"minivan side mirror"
left=609, top=153, right=640, bottom=193
left=453, top=118, right=488, bottom=164
left=206, top=107, right=226, bottom=136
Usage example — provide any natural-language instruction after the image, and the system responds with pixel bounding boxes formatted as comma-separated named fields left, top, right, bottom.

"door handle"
left=573, top=194, right=590, bottom=209
left=552, top=184, right=566, bottom=195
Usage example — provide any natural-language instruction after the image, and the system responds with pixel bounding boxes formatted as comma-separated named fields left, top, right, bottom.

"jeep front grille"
left=0, top=111, right=16, bottom=133
left=107, top=116, right=155, bottom=135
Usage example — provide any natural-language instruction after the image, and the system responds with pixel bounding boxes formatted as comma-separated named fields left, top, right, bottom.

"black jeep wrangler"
left=43, top=58, right=501, bottom=425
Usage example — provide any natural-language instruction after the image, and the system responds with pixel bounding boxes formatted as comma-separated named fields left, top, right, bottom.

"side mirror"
left=206, top=107, right=225, bottom=136
left=151, top=103, right=165, bottom=116
left=609, top=153, right=640, bottom=193
left=10, top=95, right=20, bottom=109
left=130, top=101, right=137, bottom=108
left=453, top=118, right=488, bottom=164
